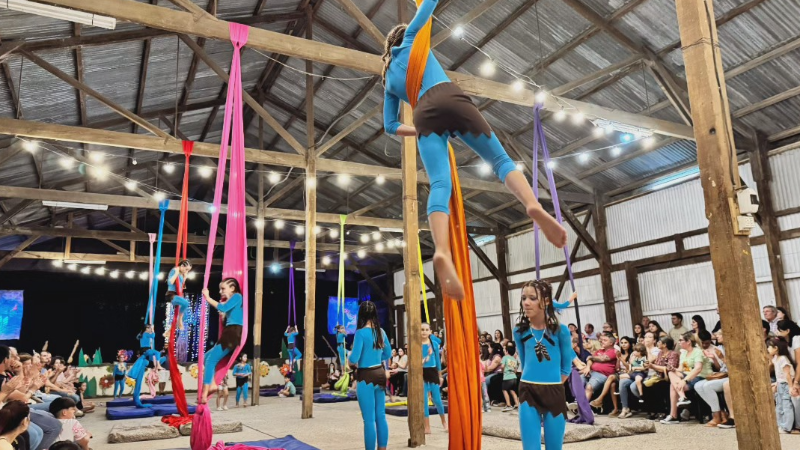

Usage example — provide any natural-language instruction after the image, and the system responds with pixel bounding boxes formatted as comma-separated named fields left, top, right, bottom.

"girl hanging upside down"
left=513, top=280, right=576, bottom=450
left=200, top=278, right=244, bottom=404
left=166, top=259, right=192, bottom=330
left=381, top=0, right=567, bottom=300
left=284, top=326, right=302, bottom=372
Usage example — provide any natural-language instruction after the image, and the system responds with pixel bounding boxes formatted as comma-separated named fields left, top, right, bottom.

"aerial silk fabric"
left=148, top=233, right=156, bottom=322
left=289, top=241, right=297, bottom=327
left=146, top=202, right=168, bottom=325
left=192, top=22, right=251, bottom=450
left=336, top=215, right=346, bottom=326
left=406, top=2, right=482, bottom=448
left=418, top=240, right=430, bottom=323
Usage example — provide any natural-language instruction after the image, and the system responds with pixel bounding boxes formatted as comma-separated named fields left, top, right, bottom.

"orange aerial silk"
left=406, top=2, right=482, bottom=448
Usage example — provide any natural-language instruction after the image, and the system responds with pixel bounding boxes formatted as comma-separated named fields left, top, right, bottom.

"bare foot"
left=433, top=251, right=464, bottom=300
left=424, top=428, right=432, bottom=435
left=527, top=206, right=567, bottom=248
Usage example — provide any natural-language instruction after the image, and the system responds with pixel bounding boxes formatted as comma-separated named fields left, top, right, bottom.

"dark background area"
left=0, top=268, right=393, bottom=362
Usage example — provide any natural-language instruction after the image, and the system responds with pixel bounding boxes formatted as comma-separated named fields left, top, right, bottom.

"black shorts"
left=236, top=377, right=249, bottom=388
left=114, top=374, right=125, bottom=381
left=502, top=378, right=518, bottom=392
left=413, top=82, right=492, bottom=139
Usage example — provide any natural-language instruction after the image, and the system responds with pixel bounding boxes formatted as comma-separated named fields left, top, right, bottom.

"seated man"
left=579, top=332, right=618, bottom=406
left=278, top=374, right=296, bottom=398
left=49, top=397, right=92, bottom=450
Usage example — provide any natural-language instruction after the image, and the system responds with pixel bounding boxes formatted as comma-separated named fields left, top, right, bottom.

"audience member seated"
left=590, top=336, right=631, bottom=415
left=389, top=348, right=408, bottom=396
left=661, top=332, right=713, bottom=424
left=583, top=323, right=597, bottom=340
left=484, top=343, right=504, bottom=404
left=49, top=398, right=91, bottom=450
left=764, top=305, right=780, bottom=335
left=0, top=400, right=30, bottom=450
left=647, top=321, right=668, bottom=339
left=278, top=375, right=296, bottom=398
left=579, top=332, right=618, bottom=411
left=694, top=330, right=730, bottom=427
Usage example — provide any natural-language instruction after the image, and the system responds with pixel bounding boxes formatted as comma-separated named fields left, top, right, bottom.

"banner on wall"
left=327, top=296, right=358, bottom=335
left=0, top=290, right=24, bottom=340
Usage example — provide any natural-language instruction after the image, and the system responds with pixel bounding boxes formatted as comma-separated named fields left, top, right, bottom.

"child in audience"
left=216, top=373, right=229, bottom=411
left=768, top=338, right=796, bottom=433
left=629, top=344, right=648, bottom=402
left=500, top=344, right=520, bottom=412
left=49, top=398, right=91, bottom=450
left=279, top=375, right=296, bottom=398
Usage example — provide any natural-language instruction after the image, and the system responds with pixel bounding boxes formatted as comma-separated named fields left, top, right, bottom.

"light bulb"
left=592, top=127, right=605, bottom=137
left=154, top=192, right=166, bottom=201
left=604, top=125, right=614, bottom=135
left=578, top=153, right=590, bottom=163
left=554, top=110, right=567, bottom=122
left=186, top=272, right=196, bottom=280
left=480, top=60, right=496, bottom=77
left=322, top=255, right=332, bottom=265
left=92, top=166, right=108, bottom=180
left=313, top=226, right=322, bottom=235
left=376, top=242, right=385, bottom=251
left=22, top=140, right=38, bottom=153
left=89, top=151, right=103, bottom=162
left=270, top=262, right=280, bottom=273
left=157, top=272, right=164, bottom=280
left=163, top=163, right=175, bottom=174
left=329, top=229, right=339, bottom=239
left=452, top=25, right=464, bottom=37
left=621, top=134, right=633, bottom=143
left=296, top=225, right=305, bottom=235
left=268, top=171, right=281, bottom=184
left=360, top=234, right=370, bottom=244
left=546, top=160, right=556, bottom=169
left=125, top=180, right=138, bottom=191
left=132, top=158, right=138, bottom=166
left=199, top=166, right=213, bottom=178
left=80, top=266, right=90, bottom=274
left=95, top=267, right=105, bottom=276
left=372, top=231, right=381, bottom=241
left=306, top=177, right=316, bottom=188
left=139, top=272, right=148, bottom=280
left=394, top=239, right=402, bottom=247
left=337, top=173, right=350, bottom=186
left=479, top=162, right=491, bottom=175
left=207, top=205, right=216, bottom=213
left=59, top=157, right=74, bottom=168
left=376, top=174, right=385, bottom=185
left=67, top=263, right=77, bottom=271
left=611, top=146, right=622, bottom=157
left=387, top=240, right=396, bottom=249
left=357, top=249, right=367, bottom=258
left=535, top=90, right=547, bottom=103
left=275, top=220, right=285, bottom=230
left=512, top=80, right=525, bottom=92
left=52, top=260, right=63, bottom=268
left=401, top=240, right=407, bottom=247
left=643, top=136, right=656, bottom=147
left=254, top=219, right=265, bottom=229
left=125, top=271, right=135, bottom=279
left=110, top=270, right=119, bottom=279
left=571, top=112, right=585, bottom=124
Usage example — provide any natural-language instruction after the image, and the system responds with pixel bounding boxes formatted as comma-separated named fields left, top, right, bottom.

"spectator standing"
left=712, top=308, right=722, bottom=334
left=768, top=338, right=796, bottom=433
left=493, top=330, right=504, bottom=345
left=669, top=313, right=689, bottom=342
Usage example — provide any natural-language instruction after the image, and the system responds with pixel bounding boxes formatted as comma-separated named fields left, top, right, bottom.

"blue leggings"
left=204, top=344, right=231, bottom=385
left=338, top=345, right=347, bottom=369
left=519, top=403, right=566, bottom=450
left=289, top=347, right=302, bottom=370
left=172, top=294, right=189, bottom=315
left=236, top=382, right=249, bottom=404
left=423, top=381, right=445, bottom=417
left=356, top=381, right=389, bottom=450
left=114, top=379, right=126, bottom=398
left=418, top=131, right=517, bottom=216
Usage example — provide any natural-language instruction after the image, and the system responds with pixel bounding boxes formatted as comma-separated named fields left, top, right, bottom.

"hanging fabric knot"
left=229, top=23, right=250, bottom=49
left=148, top=233, right=156, bottom=244
left=158, top=199, right=169, bottom=212
left=182, top=140, right=194, bottom=158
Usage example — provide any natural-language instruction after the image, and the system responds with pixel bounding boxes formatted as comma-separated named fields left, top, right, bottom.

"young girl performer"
left=381, top=0, right=567, bottom=300
left=513, top=280, right=576, bottom=450
left=166, top=260, right=192, bottom=330
left=421, top=322, right=447, bottom=433
left=348, top=301, right=392, bottom=450
left=284, top=326, right=302, bottom=372
left=200, top=278, right=244, bottom=403
left=233, top=354, right=252, bottom=408
left=336, top=325, right=348, bottom=372
left=138, top=325, right=155, bottom=352
left=113, top=351, right=127, bottom=398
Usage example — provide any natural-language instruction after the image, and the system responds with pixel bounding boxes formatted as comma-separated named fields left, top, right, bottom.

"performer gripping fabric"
left=421, top=323, right=447, bottom=434
left=233, top=354, right=252, bottom=407
left=336, top=325, right=348, bottom=371
left=113, top=351, right=127, bottom=398
left=284, top=326, right=302, bottom=372
left=200, top=278, right=244, bottom=403
left=348, top=301, right=392, bottom=450
left=513, top=280, right=576, bottom=450
left=167, top=260, right=192, bottom=330
left=138, top=325, right=155, bottom=352
left=382, top=0, right=567, bottom=300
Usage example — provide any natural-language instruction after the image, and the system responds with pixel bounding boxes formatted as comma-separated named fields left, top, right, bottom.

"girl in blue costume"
left=381, top=0, right=567, bottom=300
left=348, top=301, right=392, bottom=450
left=166, top=259, right=192, bottom=330
left=113, top=351, right=127, bottom=398
left=233, top=354, right=252, bottom=407
left=336, top=325, right=348, bottom=372
left=421, top=322, right=447, bottom=434
left=138, top=325, right=155, bottom=352
left=284, top=325, right=302, bottom=372
left=513, top=280, right=576, bottom=450
left=200, top=277, right=244, bottom=403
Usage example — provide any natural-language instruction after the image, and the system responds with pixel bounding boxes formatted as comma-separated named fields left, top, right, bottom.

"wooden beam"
left=97, top=238, right=130, bottom=256
left=592, top=193, right=617, bottom=331
left=19, top=49, right=169, bottom=139
left=644, top=49, right=692, bottom=125
left=1, top=57, right=22, bottom=119
left=356, top=264, right=392, bottom=303
left=676, top=2, right=780, bottom=449
left=560, top=0, right=641, bottom=53
left=727, top=35, right=800, bottom=79
left=561, top=207, right=600, bottom=258
left=0, top=200, right=34, bottom=226
left=334, top=0, right=384, bottom=46
left=41, top=0, right=694, bottom=139
left=733, top=85, right=800, bottom=119
left=263, top=177, right=304, bottom=207
left=316, top=103, right=381, bottom=157
left=0, top=236, right=38, bottom=269
left=625, top=264, right=643, bottom=328
left=494, top=234, right=512, bottom=338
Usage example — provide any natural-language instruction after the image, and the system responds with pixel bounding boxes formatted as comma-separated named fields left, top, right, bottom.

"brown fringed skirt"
left=518, top=381, right=568, bottom=419
left=423, top=367, right=440, bottom=385
left=219, top=325, right=243, bottom=351
left=413, top=82, right=492, bottom=139
left=355, top=366, right=387, bottom=388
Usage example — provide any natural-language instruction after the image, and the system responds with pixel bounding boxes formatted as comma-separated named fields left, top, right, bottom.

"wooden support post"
left=625, top=264, right=642, bottom=329
left=129, top=207, right=137, bottom=262
left=252, top=170, right=265, bottom=406
left=494, top=235, right=512, bottom=338
left=676, top=2, right=780, bottom=449
left=65, top=213, right=73, bottom=259
left=301, top=7, right=316, bottom=420
left=748, top=130, right=790, bottom=313
left=386, top=267, right=397, bottom=345
left=400, top=102, right=425, bottom=447
left=593, top=193, right=618, bottom=331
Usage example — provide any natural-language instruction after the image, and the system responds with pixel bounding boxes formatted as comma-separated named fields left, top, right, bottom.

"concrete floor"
left=84, top=396, right=799, bottom=450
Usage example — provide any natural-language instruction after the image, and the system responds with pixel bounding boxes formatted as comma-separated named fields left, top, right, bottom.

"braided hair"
left=381, top=24, right=407, bottom=86
left=515, top=280, right=560, bottom=335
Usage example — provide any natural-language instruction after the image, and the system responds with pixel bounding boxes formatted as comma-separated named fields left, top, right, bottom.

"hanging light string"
left=249, top=48, right=374, bottom=81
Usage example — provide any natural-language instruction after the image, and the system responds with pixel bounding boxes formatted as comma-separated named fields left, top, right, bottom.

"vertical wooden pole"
left=625, top=264, right=642, bottom=329
left=65, top=212, right=73, bottom=259
left=494, top=234, right=512, bottom=338
left=396, top=304, right=406, bottom=348
left=252, top=170, right=265, bottom=406
left=593, top=192, right=618, bottom=331
left=676, top=2, right=780, bottom=448
left=401, top=103, right=425, bottom=447
left=748, top=130, right=790, bottom=313
left=130, top=207, right=137, bottom=261
left=301, top=5, right=317, bottom=420
left=387, top=266, right=397, bottom=344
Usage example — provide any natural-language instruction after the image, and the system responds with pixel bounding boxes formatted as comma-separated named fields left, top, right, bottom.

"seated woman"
left=661, top=332, right=713, bottom=424
left=200, top=278, right=244, bottom=403
left=388, top=348, right=408, bottom=396
left=693, top=330, right=730, bottom=427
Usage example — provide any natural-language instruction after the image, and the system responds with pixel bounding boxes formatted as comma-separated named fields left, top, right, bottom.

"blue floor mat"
left=234, top=436, right=321, bottom=450
left=105, top=406, right=156, bottom=420
left=151, top=404, right=197, bottom=416
left=107, top=395, right=176, bottom=407
left=260, top=387, right=318, bottom=397
left=299, top=392, right=356, bottom=403
left=385, top=404, right=448, bottom=417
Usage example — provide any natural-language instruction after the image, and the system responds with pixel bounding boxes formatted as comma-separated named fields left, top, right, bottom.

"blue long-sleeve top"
left=348, top=327, right=392, bottom=368
left=113, top=362, right=127, bottom=377
left=167, top=268, right=184, bottom=292
left=336, top=331, right=346, bottom=346
left=383, top=0, right=449, bottom=135
left=217, top=293, right=244, bottom=326
left=233, top=363, right=252, bottom=377
left=422, top=339, right=441, bottom=371
left=513, top=323, right=575, bottom=384
left=285, top=331, right=298, bottom=345
left=139, top=332, right=155, bottom=349
left=128, top=349, right=160, bottom=380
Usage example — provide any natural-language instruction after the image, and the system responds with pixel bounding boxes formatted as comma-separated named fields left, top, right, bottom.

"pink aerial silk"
left=140, top=369, right=159, bottom=400
left=148, top=233, right=156, bottom=322
left=192, top=22, right=251, bottom=450
left=211, top=443, right=284, bottom=450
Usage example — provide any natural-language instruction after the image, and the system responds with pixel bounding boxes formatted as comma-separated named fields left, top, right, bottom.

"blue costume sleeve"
left=559, top=324, right=575, bottom=376
left=433, top=340, right=442, bottom=371
left=233, top=365, right=242, bottom=376
left=513, top=328, right=525, bottom=371
left=553, top=299, right=570, bottom=310
left=217, top=293, right=244, bottom=325
left=403, top=0, right=439, bottom=46
left=383, top=90, right=401, bottom=135
left=382, top=331, right=392, bottom=362
left=348, top=330, right=364, bottom=365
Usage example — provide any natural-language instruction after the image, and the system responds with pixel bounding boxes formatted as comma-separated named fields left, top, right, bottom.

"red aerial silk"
left=191, top=22, right=251, bottom=450
left=406, top=2, right=482, bottom=448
